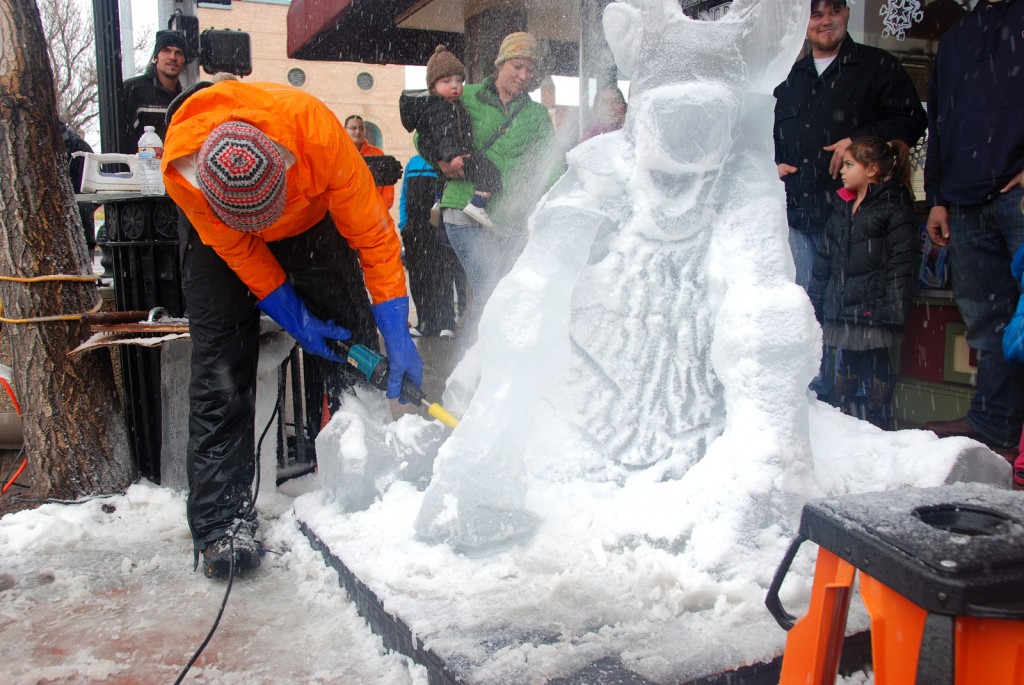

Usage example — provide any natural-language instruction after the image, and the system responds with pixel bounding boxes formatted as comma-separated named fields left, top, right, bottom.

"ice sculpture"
left=414, top=0, right=821, bottom=553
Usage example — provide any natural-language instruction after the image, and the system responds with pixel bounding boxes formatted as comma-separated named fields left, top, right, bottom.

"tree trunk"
left=0, top=0, right=135, bottom=502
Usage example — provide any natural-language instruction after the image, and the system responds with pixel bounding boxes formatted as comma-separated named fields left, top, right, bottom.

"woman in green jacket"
left=435, top=32, right=563, bottom=344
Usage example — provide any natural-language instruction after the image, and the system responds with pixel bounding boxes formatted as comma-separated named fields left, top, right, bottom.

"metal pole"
left=578, top=0, right=586, bottom=142
left=92, top=0, right=125, bottom=154
left=119, top=0, right=133, bottom=77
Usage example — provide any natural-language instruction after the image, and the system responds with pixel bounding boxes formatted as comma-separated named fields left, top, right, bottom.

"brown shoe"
left=925, top=417, right=1018, bottom=461
left=924, top=416, right=982, bottom=440
left=987, top=446, right=1018, bottom=464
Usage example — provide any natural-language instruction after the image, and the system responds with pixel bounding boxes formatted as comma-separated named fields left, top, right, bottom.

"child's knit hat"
left=426, top=45, right=465, bottom=91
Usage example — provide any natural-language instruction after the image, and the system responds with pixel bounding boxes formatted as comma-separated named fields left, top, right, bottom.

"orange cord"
left=0, top=375, right=25, bottom=495
left=320, top=394, right=331, bottom=430
left=0, top=377, right=22, bottom=417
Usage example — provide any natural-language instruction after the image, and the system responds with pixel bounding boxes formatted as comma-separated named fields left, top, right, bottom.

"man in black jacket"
left=922, top=0, right=1024, bottom=459
left=774, top=0, right=926, bottom=291
left=120, top=30, right=187, bottom=152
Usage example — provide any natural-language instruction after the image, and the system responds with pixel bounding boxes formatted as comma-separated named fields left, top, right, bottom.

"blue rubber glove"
left=371, top=297, right=424, bottom=402
left=257, top=281, right=349, bottom=362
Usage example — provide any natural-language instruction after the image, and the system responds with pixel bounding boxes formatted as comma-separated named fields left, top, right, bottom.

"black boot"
left=202, top=521, right=261, bottom=578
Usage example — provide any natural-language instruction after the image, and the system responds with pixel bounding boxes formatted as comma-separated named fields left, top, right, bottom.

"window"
left=356, top=72, right=375, bottom=91
left=364, top=121, right=382, bottom=148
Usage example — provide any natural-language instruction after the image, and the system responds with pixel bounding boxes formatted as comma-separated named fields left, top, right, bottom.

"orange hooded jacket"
left=162, top=81, right=406, bottom=304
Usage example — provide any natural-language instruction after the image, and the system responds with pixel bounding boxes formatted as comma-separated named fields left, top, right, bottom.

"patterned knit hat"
left=426, top=45, right=465, bottom=91
left=196, top=121, right=286, bottom=233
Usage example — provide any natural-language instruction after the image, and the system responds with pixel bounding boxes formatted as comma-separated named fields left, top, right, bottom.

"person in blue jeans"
left=923, top=0, right=1024, bottom=456
left=773, top=0, right=925, bottom=292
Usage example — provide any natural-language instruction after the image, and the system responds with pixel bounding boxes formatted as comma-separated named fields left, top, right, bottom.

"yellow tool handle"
left=426, top=402, right=459, bottom=429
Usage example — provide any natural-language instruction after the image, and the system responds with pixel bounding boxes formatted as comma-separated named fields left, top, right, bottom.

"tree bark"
left=0, top=0, right=135, bottom=502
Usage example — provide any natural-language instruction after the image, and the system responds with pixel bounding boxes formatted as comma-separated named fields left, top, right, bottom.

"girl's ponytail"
left=847, top=136, right=913, bottom=194
left=884, top=139, right=912, bottom=194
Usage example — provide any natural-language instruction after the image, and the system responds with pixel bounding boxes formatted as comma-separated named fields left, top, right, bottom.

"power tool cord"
left=173, top=399, right=279, bottom=684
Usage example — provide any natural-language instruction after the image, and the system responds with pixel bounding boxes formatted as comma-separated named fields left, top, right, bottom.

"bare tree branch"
left=39, top=0, right=97, bottom=136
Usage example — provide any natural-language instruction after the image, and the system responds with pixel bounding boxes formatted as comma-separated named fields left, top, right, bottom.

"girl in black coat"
left=808, top=136, right=918, bottom=428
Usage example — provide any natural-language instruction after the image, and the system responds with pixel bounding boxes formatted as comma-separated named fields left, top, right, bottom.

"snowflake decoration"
left=880, top=0, right=924, bottom=40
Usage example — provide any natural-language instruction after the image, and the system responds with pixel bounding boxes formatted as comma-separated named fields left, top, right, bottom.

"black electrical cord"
left=173, top=400, right=280, bottom=684
left=0, top=443, right=27, bottom=493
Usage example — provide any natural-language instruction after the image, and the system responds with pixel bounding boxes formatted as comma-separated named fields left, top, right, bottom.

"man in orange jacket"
left=163, top=81, right=421, bottom=578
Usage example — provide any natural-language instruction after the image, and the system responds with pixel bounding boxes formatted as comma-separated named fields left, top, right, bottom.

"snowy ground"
left=0, top=468, right=883, bottom=684
left=0, top=478, right=427, bottom=685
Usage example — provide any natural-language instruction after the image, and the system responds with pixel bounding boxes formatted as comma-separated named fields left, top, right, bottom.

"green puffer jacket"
left=440, top=77, right=562, bottom=230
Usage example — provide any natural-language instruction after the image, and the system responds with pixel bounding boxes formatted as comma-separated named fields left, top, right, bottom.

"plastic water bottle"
left=137, top=126, right=165, bottom=196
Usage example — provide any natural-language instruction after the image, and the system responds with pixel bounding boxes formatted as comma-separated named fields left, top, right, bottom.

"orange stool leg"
left=779, top=548, right=857, bottom=685
left=954, top=616, right=1024, bottom=685
left=859, top=572, right=929, bottom=684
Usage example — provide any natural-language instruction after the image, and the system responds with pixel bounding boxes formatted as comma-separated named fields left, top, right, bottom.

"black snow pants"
left=178, top=212, right=378, bottom=553
left=404, top=221, right=465, bottom=336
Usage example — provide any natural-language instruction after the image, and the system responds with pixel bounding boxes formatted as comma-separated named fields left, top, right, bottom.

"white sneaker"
left=409, top=326, right=423, bottom=337
left=462, top=202, right=494, bottom=228
left=439, top=329, right=455, bottom=339
left=429, top=202, right=441, bottom=228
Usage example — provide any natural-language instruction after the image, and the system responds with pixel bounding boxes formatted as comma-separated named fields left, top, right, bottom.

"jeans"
left=788, top=228, right=821, bottom=293
left=948, top=187, right=1024, bottom=447
left=445, top=220, right=526, bottom=343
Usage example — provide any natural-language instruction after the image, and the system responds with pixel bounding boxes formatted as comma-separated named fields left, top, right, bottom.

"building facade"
left=198, top=0, right=416, bottom=222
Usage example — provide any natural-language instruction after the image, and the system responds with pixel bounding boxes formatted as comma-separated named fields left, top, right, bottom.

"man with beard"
left=774, top=0, right=926, bottom=401
left=774, top=0, right=926, bottom=292
left=121, top=30, right=187, bottom=151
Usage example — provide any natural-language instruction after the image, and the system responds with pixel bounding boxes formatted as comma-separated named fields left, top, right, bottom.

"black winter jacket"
left=808, top=181, right=919, bottom=330
left=774, top=35, right=926, bottom=234
left=399, top=91, right=472, bottom=167
left=924, top=0, right=1024, bottom=207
